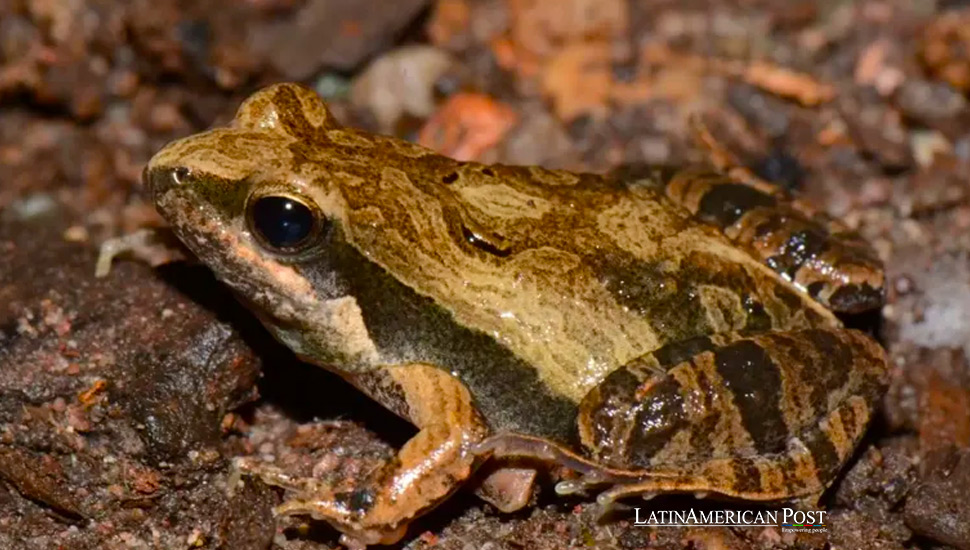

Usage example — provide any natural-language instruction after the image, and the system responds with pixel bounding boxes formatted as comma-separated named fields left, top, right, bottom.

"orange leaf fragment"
left=418, top=93, right=518, bottom=161
left=490, top=36, right=537, bottom=76
left=428, top=0, right=471, bottom=48
left=78, top=379, right=107, bottom=406
left=741, top=61, right=836, bottom=106
left=541, top=41, right=613, bottom=121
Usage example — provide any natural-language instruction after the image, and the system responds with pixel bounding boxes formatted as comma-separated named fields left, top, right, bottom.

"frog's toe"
left=586, top=487, right=647, bottom=521
left=595, top=484, right=654, bottom=509
left=554, top=471, right=613, bottom=496
left=554, top=479, right=588, bottom=496
left=231, top=456, right=319, bottom=495
left=338, top=534, right=368, bottom=550
left=275, top=497, right=407, bottom=548
left=274, top=495, right=344, bottom=521
left=338, top=525, right=408, bottom=549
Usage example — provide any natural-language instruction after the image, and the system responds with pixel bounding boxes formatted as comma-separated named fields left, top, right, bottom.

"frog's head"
left=145, top=83, right=381, bottom=368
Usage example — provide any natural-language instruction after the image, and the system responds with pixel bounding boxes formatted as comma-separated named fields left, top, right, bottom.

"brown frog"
left=143, top=83, right=887, bottom=547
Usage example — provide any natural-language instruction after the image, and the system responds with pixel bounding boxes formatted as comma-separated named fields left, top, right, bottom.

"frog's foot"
left=95, top=228, right=189, bottom=277
left=230, top=456, right=403, bottom=548
left=474, top=433, right=680, bottom=519
left=476, top=432, right=835, bottom=519
left=579, top=440, right=836, bottom=514
left=236, top=363, right=489, bottom=548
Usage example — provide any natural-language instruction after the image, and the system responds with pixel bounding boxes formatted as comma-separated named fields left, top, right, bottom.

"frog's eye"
left=247, top=195, right=323, bottom=253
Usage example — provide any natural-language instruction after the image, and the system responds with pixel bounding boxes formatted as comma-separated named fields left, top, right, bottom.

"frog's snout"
left=145, top=165, right=191, bottom=199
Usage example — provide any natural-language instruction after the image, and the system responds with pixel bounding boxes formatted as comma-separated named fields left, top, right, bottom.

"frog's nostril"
left=172, top=166, right=191, bottom=184
left=148, top=166, right=190, bottom=196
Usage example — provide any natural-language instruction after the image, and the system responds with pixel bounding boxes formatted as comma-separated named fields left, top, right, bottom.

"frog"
left=142, top=83, right=888, bottom=548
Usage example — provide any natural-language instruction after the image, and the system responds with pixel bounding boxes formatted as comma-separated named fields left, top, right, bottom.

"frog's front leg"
left=236, top=363, right=488, bottom=549
left=478, top=328, right=887, bottom=509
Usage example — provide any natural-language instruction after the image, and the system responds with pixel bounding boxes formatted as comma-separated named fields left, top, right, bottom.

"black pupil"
left=251, top=196, right=315, bottom=249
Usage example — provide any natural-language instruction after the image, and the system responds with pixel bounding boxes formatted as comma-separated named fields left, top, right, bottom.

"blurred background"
left=2, top=1, right=970, bottom=549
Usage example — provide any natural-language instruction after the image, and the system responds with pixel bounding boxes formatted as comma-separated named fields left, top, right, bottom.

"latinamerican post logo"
left=633, top=507, right=828, bottom=533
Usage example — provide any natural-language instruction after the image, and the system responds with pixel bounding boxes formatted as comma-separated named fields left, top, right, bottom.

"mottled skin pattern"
left=144, top=83, right=888, bottom=548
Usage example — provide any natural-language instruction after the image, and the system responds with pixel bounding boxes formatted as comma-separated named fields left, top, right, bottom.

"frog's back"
left=326, top=133, right=831, bottom=407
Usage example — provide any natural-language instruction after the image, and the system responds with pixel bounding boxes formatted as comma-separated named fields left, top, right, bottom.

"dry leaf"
left=741, top=61, right=836, bottom=106
left=428, top=0, right=472, bottom=49
left=541, top=41, right=613, bottom=121
left=418, top=93, right=518, bottom=161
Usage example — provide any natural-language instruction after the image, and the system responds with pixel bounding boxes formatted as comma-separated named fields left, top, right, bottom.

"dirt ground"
left=2, top=0, right=970, bottom=549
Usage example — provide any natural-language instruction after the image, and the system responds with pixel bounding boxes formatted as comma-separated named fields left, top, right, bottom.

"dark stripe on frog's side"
left=591, top=253, right=712, bottom=342
left=590, top=247, right=814, bottom=345
left=323, top=238, right=579, bottom=444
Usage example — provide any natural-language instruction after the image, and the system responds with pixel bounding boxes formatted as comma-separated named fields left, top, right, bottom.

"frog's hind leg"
left=588, top=394, right=873, bottom=510
left=479, top=328, right=887, bottom=511
left=657, top=162, right=884, bottom=314
left=586, top=328, right=886, bottom=506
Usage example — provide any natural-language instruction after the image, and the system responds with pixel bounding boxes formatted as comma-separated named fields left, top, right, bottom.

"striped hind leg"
left=476, top=328, right=888, bottom=509
left=588, top=393, right=877, bottom=509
